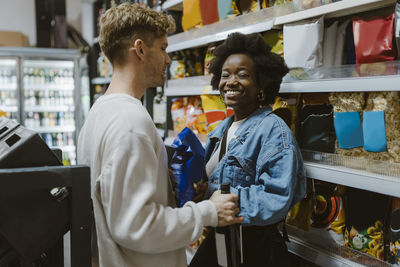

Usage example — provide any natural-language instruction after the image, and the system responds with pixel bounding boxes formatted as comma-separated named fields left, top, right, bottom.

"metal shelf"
left=304, top=162, right=400, bottom=198
left=0, top=83, right=17, bottom=90
left=165, top=76, right=218, bottom=96
left=0, top=106, right=17, bottom=112
left=30, top=125, right=76, bottom=133
left=161, top=0, right=183, bottom=11
left=287, top=236, right=364, bottom=267
left=23, top=60, right=74, bottom=69
left=165, top=61, right=400, bottom=95
left=166, top=0, right=395, bottom=52
left=25, top=105, right=73, bottom=112
left=24, top=84, right=74, bottom=91
left=167, top=7, right=275, bottom=53
left=280, top=74, right=400, bottom=93
left=91, top=77, right=111, bottom=85
left=274, top=0, right=395, bottom=26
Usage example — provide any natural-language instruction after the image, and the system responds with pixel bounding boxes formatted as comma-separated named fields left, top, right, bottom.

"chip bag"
left=170, top=127, right=205, bottom=207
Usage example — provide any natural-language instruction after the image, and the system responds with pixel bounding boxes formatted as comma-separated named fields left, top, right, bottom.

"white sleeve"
left=98, top=132, right=217, bottom=254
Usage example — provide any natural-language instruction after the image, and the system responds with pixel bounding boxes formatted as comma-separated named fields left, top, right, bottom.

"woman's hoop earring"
left=258, top=90, right=265, bottom=102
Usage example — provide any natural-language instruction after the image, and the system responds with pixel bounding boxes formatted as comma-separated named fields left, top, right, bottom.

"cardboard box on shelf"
left=0, top=31, right=29, bottom=47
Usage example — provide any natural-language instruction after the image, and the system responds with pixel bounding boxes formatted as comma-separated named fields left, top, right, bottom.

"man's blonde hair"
left=99, top=3, right=176, bottom=65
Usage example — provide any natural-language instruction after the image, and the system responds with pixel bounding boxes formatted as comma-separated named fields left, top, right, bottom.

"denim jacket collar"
left=208, top=105, right=273, bottom=142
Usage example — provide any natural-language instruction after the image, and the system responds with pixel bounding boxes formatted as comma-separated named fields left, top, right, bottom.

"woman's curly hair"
left=99, top=2, right=175, bottom=65
left=209, top=32, right=289, bottom=105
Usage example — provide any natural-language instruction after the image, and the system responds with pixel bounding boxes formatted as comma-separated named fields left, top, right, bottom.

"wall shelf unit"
left=162, top=0, right=183, bottom=11
left=166, top=0, right=396, bottom=53
left=165, top=60, right=400, bottom=95
left=162, top=1, right=400, bottom=266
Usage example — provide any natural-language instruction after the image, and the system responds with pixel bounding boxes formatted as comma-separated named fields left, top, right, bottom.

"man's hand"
left=192, top=181, right=208, bottom=203
left=209, top=190, right=244, bottom=227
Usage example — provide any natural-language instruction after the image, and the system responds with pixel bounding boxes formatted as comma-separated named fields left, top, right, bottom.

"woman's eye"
left=239, top=73, right=249, bottom=78
left=221, top=73, right=229, bottom=78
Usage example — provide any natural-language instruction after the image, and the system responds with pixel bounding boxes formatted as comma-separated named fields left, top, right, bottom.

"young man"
left=77, top=3, right=243, bottom=267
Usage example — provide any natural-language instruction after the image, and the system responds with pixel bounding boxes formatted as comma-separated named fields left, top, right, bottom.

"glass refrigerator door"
left=23, top=59, right=76, bottom=165
left=0, top=58, right=18, bottom=120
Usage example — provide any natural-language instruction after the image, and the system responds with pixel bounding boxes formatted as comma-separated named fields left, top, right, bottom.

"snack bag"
left=185, top=96, right=208, bottom=135
left=170, top=127, right=205, bottom=207
left=170, top=52, right=185, bottom=79
left=353, top=14, right=395, bottom=64
left=171, top=97, right=187, bottom=132
left=218, top=0, right=240, bottom=21
left=204, top=45, right=216, bottom=76
left=182, top=0, right=202, bottom=31
left=200, top=95, right=229, bottom=132
left=263, top=30, right=284, bottom=57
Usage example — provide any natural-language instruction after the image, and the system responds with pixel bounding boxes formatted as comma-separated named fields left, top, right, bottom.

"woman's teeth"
left=225, top=90, right=241, bottom=96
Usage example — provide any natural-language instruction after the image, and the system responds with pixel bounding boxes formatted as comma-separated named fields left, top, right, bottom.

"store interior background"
left=1, top=0, right=400, bottom=266
left=0, top=0, right=94, bottom=48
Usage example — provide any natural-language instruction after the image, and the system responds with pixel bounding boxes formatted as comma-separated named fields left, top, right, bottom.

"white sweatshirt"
left=77, top=94, right=217, bottom=267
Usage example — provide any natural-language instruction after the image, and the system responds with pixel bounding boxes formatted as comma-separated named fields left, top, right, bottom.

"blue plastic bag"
left=170, top=127, right=205, bottom=207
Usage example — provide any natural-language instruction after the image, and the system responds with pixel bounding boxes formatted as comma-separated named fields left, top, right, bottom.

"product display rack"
left=165, top=60, right=400, bottom=96
left=162, top=0, right=400, bottom=266
left=0, top=47, right=90, bottom=165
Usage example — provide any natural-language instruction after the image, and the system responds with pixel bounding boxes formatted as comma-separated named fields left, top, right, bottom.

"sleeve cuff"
left=196, top=200, right=218, bottom=227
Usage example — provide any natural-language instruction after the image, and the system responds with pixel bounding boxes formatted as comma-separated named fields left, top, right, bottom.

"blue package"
left=170, top=127, right=205, bottom=207
left=333, top=112, right=363, bottom=149
left=363, top=111, right=387, bottom=152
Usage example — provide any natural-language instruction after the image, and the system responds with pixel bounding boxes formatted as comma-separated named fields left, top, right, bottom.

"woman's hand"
left=192, top=180, right=208, bottom=202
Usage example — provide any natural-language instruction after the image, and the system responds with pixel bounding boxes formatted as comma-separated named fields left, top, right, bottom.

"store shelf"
left=0, top=83, right=17, bottom=90
left=24, top=84, right=74, bottom=91
left=274, top=0, right=395, bottom=26
left=304, top=162, right=400, bottom=197
left=161, top=0, right=183, bottom=11
left=0, top=59, right=17, bottom=67
left=165, top=61, right=400, bottom=94
left=286, top=225, right=390, bottom=267
left=0, top=106, right=17, bottom=112
left=91, top=77, right=111, bottom=85
left=166, top=0, right=396, bottom=52
left=30, top=125, right=75, bottom=133
left=281, top=74, right=400, bottom=93
left=287, top=236, right=362, bottom=267
left=24, top=60, right=74, bottom=69
left=166, top=6, right=275, bottom=53
left=25, top=105, right=73, bottom=112
left=165, top=76, right=218, bottom=96
left=281, top=60, right=400, bottom=93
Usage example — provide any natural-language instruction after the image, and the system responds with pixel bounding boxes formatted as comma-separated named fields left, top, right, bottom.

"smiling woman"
left=190, top=32, right=307, bottom=267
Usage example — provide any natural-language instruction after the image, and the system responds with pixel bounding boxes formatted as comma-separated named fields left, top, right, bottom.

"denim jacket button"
left=245, top=176, right=251, bottom=182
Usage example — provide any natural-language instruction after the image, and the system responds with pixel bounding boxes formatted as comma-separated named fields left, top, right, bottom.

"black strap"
left=219, top=129, right=228, bottom=162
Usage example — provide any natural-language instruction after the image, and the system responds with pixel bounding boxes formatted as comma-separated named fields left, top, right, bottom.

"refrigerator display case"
left=0, top=47, right=90, bottom=165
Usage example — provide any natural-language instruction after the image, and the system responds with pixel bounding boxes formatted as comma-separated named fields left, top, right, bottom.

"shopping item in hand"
left=170, top=127, right=205, bottom=207
left=215, top=183, right=242, bottom=267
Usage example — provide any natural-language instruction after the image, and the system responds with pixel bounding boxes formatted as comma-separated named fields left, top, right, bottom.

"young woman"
left=193, top=32, right=306, bottom=266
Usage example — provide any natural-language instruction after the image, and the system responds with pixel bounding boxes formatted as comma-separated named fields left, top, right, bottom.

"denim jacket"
left=204, top=106, right=306, bottom=226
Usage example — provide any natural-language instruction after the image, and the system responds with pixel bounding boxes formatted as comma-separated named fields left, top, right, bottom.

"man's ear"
left=131, top=39, right=145, bottom=61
